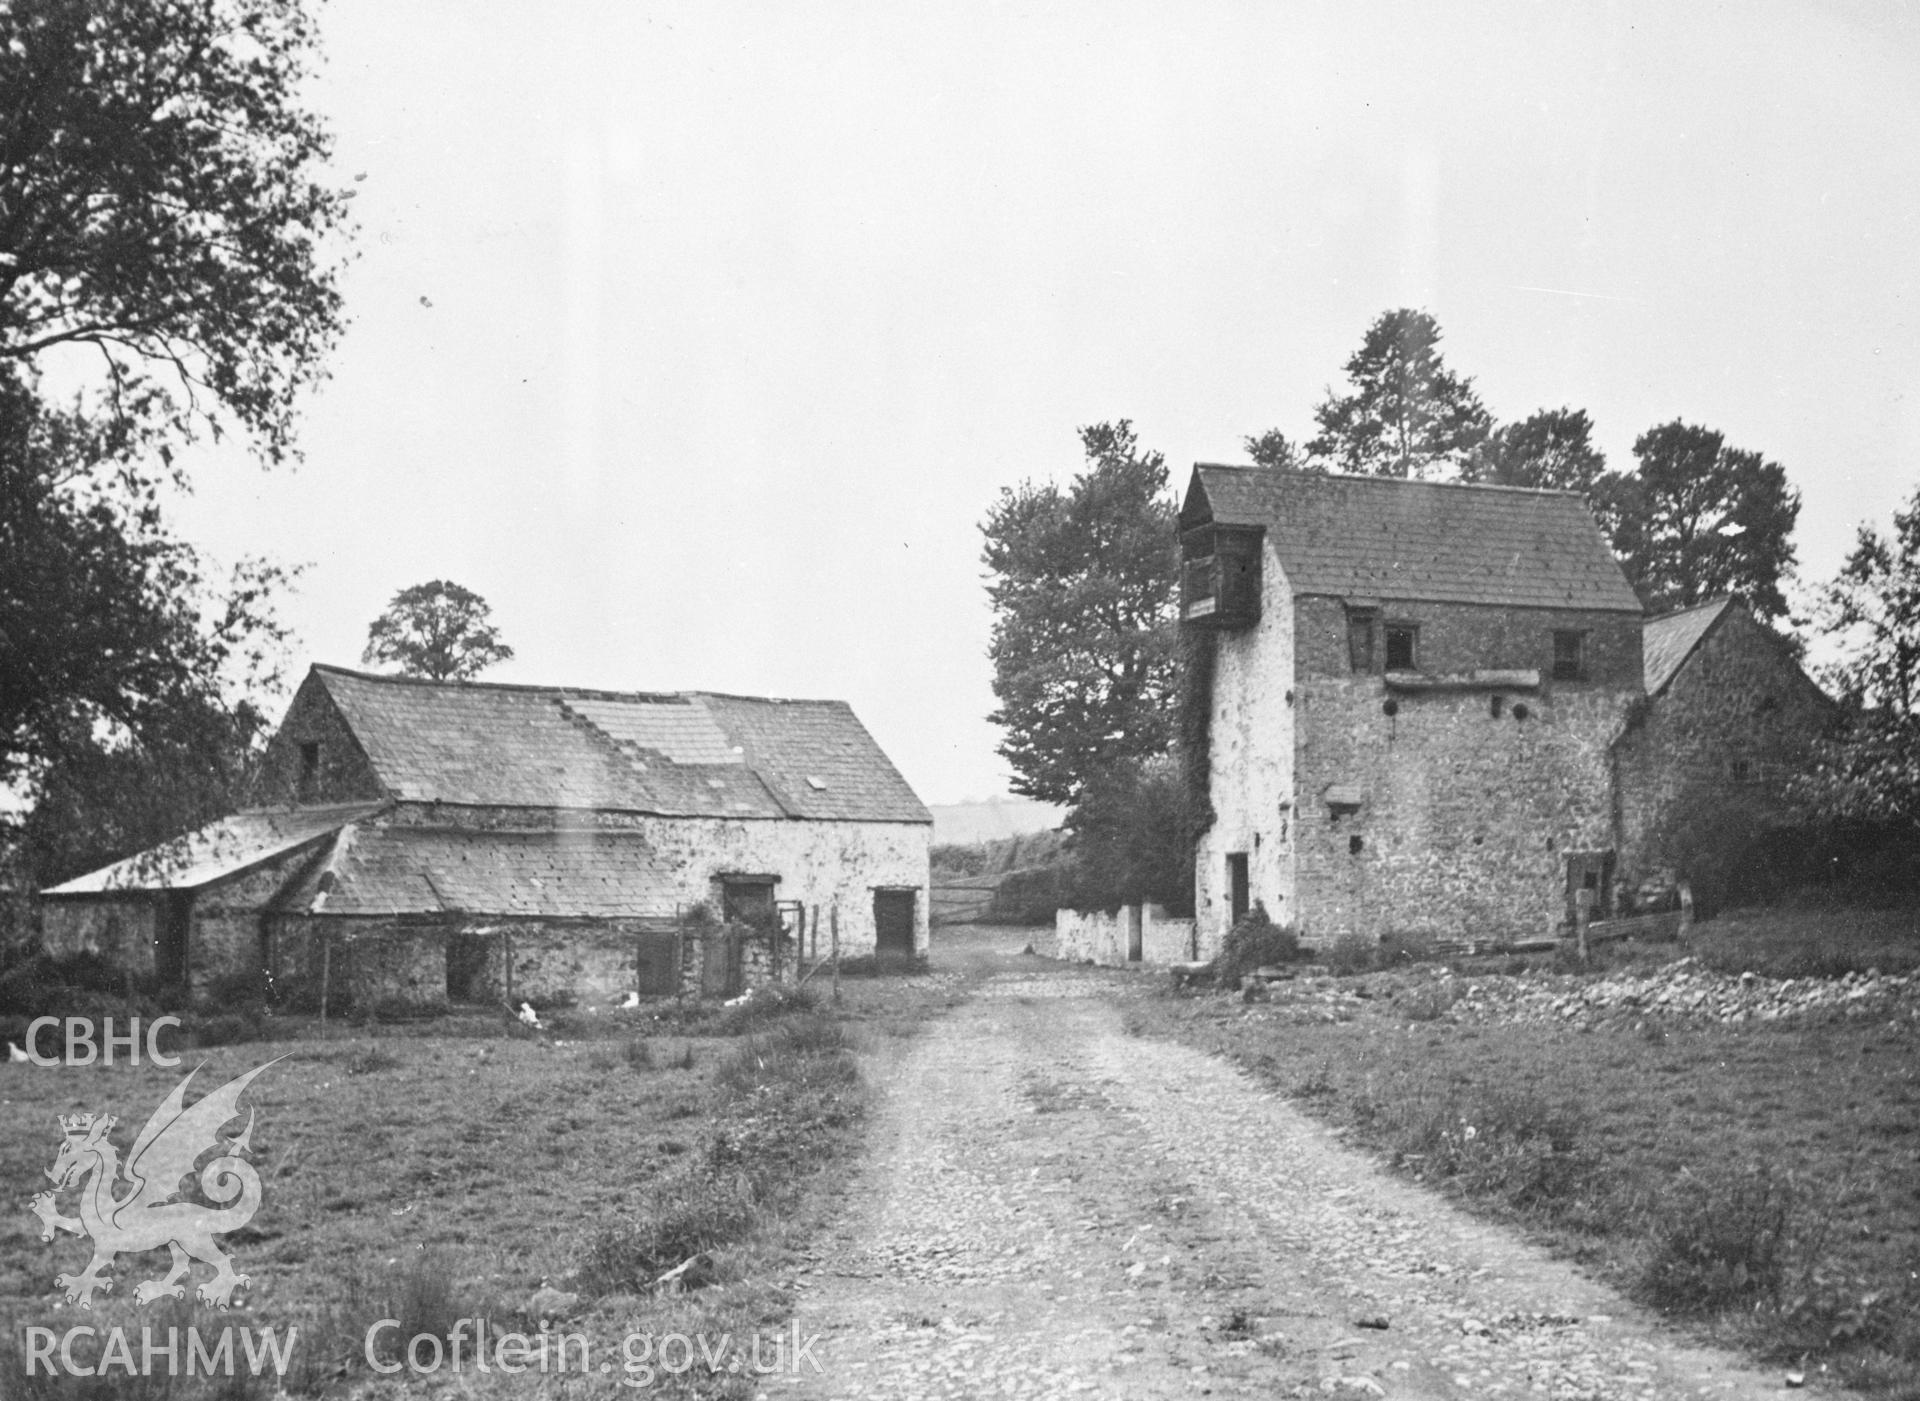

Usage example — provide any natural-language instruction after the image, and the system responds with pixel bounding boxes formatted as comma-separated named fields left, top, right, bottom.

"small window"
left=1384, top=625, right=1417, bottom=672
left=1346, top=609, right=1377, bottom=672
left=1730, top=758, right=1753, bottom=783
left=1552, top=630, right=1585, bottom=681
left=298, top=741, right=320, bottom=799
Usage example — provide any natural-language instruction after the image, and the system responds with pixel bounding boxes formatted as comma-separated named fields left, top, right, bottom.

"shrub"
left=1637, top=1165, right=1800, bottom=1313
left=711, top=983, right=818, bottom=1034
left=1321, top=932, right=1377, bottom=976
left=366, top=1248, right=481, bottom=1366
left=1207, top=906, right=1301, bottom=987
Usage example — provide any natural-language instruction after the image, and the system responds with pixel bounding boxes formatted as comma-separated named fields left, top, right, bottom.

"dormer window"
left=1384, top=624, right=1418, bottom=673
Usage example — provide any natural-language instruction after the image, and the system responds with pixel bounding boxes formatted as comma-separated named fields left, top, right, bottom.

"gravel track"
left=773, top=952, right=1801, bottom=1400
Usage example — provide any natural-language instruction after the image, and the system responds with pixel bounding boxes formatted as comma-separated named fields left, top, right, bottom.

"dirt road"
left=774, top=937, right=1797, bottom=1400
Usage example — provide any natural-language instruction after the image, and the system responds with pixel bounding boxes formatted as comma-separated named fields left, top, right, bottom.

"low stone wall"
left=1052, top=904, right=1196, bottom=967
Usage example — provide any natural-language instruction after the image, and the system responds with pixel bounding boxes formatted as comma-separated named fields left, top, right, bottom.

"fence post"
left=1574, top=886, right=1594, bottom=965
left=319, top=935, right=331, bottom=1040
left=1677, top=881, right=1694, bottom=935
left=830, top=902, right=840, bottom=1005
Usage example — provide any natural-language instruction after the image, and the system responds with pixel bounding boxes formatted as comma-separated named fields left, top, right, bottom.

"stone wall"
left=1194, top=542, right=1299, bottom=955
left=190, top=843, right=333, bottom=994
left=1293, top=674, right=1631, bottom=943
left=1292, top=597, right=1642, bottom=686
left=379, top=804, right=932, bottom=957
left=251, top=673, right=387, bottom=806
left=1613, top=606, right=1832, bottom=896
left=41, top=899, right=160, bottom=978
left=1051, top=904, right=1196, bottom=966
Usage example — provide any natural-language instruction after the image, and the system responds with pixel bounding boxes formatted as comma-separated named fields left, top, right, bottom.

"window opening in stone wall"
left=1490, top=694, right=1505, bottom=718
left=1552, top=630, right=1585, bottom=681
left=1731, top=758, right=1753, bottom=783
left=298, top=741, right=320, bottom=800
left=1349, top=834, right=1364, bottom=855
left=1347, top=608, right=1377, bottom=672
left=1384, top=625, right=1417, bottom=672
left=1227, top=853, right=1249, bottom=925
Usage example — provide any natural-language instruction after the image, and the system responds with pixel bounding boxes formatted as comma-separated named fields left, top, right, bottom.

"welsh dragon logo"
left=28, top=1058, right=282, bottom=1310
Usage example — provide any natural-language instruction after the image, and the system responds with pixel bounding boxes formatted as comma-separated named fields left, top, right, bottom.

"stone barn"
left=1612, top=597, right=1834, bottom=907
left=1180, top=464, right=1646, bottom=954
left=40, top=665, right=931, bottom=1008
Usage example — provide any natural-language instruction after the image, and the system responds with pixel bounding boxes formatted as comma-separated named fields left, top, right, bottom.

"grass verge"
left=1, top=998, right=870, bottom=1399
left=1127, top=935, right=1920, bottom=1396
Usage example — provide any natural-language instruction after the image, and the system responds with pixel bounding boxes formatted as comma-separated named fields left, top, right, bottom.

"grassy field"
left=1128, top=903, right=1920, bottom=1398
left=0, top=987, right=896, bottom=1399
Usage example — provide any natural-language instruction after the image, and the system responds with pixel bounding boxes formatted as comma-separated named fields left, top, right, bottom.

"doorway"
left=1565, top=850, right=1615, bottom=925
left=873, top=889, right=916, bottom=960
left=156, top=892, right=192, bottom=990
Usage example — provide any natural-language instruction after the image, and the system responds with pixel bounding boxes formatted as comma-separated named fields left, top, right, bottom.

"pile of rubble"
left=1435, top=958, right=1920, bottom=1029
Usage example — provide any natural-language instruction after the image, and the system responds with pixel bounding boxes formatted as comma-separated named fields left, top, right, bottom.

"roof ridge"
left=1193, top=462, right=1589, bottom=499
left=313, top=663, right=843, bottom=708
left=1646, top=596, right=1735, bottom=623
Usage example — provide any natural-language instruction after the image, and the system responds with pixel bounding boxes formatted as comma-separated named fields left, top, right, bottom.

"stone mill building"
left=1178, top=464, right=1829, bottom=956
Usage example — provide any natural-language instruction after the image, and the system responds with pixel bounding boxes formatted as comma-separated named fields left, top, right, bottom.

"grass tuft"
left=1636, top=1165, right=1798, bottom=1313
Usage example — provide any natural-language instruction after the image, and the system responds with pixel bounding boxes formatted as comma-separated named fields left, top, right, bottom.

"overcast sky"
left=169, top=0, right=1920, bottom=806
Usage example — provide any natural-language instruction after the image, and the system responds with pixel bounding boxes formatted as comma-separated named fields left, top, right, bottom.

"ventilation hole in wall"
left=1285, top=690, right=1295, bottom=706
left=1490, top=694, right=1505, bottom=719
left=1382, top=698, right=1399, bottom=717
left=1546, top=836, right=1557, bottom=852
left=1512, top=703, right=1530, bottom=721
left=1349, top=834, right=1364, bottom=855
left=1473, top=834, right=1484, bottom=846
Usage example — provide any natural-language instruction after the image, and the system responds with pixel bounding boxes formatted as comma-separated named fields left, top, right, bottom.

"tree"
left=364, top=581, right=515, bottom=682
left=1241, top=427, right=1316, bottom=473
left=1601, top=421, right=1800, bottom=621
left=1790, top=488, right=1920, bottom=853
left=1306, top=309, right=1492, bottom=477
left=983, top=422, right=1179, bottom=807
left=1460, top=407, right=1607, bottom=492
left=1, top=0, right=347, bottom=860
left=1063, top=755, right=1197, bottom=913
left=21, top=688, right=271, bottom=886
left=1814, top=486, right=1920, bottom=715
left=0, top=0, right=350, bottom=462
left=0, top=370, right=294, bottom=793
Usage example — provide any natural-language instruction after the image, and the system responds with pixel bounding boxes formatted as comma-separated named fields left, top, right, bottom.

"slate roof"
left=276, top=825, right=679, bottom=919
left=41, top=803, right=387, bottom=896
left=1182, top=465, right=1643, bottom=613
left=1642, top=598, right=1735, bottom=696
left=312, top=666, right=929, bottom=823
